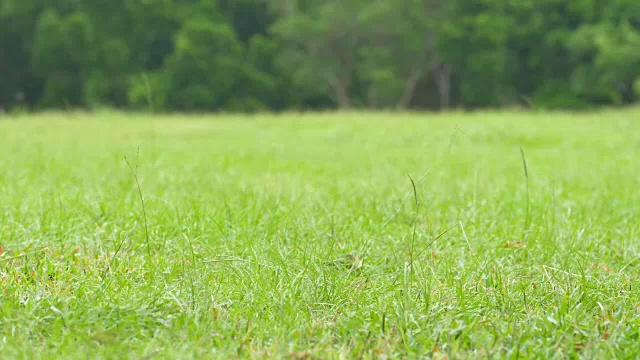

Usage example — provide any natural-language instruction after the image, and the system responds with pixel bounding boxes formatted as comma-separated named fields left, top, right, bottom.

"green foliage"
left=32, top=10, right=95, bottom=107
left=127, top=72, right=170, bottom=111
left=531, top=80, right=588, bottom=110
left=1, top=0, right=640, bottom=111
left=568, top=21, right=640, bottom=104
left=164, top=19, right=243, bottom=110
left=270, top=2, right=358, bottom=108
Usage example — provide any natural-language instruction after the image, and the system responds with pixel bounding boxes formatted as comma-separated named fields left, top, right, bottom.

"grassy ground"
left=1, top=109, right=639, bottom=359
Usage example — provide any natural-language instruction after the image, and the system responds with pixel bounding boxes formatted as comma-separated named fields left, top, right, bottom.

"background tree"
left=1, top=0, right=640, bottom=112
left=32, top=10, right=94, bottom=107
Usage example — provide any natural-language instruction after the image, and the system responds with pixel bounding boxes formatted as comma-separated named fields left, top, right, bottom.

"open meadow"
left=1, top=109, right=640, bottom=359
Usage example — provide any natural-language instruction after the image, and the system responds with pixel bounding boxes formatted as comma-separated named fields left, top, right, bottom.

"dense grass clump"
left=1, top=110, right=639, bottom=358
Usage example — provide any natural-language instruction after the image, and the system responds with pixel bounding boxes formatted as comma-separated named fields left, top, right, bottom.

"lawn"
left=1, top=109, right=639, bottom=359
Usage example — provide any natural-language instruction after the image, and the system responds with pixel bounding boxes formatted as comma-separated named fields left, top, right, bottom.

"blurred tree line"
left=1, top=0, right=640, bottom=112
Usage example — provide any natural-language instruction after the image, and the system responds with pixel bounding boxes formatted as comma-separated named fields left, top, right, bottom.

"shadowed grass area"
left=1, top=109, right=640, bottom=358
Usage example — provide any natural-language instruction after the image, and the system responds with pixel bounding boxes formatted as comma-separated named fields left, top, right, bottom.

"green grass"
left=1, top=109, right=640, bottom=359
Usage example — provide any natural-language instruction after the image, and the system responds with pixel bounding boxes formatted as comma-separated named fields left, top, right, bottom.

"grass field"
left=1, top=109, right=640, bottom=359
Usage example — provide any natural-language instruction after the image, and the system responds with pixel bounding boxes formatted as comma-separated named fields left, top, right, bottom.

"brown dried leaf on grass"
left=501, top=241, right=525, bottom=249
left=288, top=351, right=310, bottom=359
left=326, top=254, right=363, bottom=271
left=587, top=264, right=614, bottom=274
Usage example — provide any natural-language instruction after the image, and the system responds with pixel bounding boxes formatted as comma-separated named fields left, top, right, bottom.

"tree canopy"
left=1, top=0, right=640, bottom=112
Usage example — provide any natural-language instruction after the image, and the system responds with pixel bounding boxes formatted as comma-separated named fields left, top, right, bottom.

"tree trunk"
left=328, top=75, right=351, bottom=109
left=278, top=0, right=295, bottom=16
left=397, top=66, right=421, bottom=109
left=434, top=63, right=451, bottom=110
left=367, top=86, right=378, bottom=109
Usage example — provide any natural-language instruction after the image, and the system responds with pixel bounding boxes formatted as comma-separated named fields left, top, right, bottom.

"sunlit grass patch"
left=1, top=109, right=640, bottom=358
